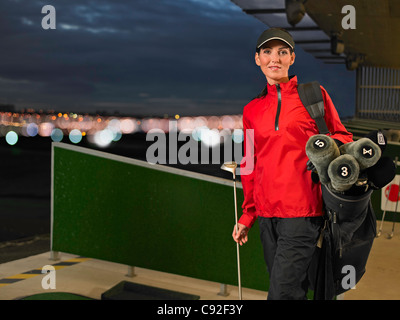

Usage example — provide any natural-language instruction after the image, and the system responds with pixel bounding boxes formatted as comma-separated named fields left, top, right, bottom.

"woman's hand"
left=232, top=223, right=249, bottom=246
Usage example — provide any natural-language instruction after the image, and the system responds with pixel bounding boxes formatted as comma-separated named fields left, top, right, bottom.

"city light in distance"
left=0, top=110, right=244, bottom=148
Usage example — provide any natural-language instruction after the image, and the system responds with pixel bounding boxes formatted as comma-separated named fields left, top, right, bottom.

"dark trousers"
left=258, top=216, right=323, bottom=300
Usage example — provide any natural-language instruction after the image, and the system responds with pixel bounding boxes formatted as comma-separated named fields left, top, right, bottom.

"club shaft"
left=388, top=157, right=400, bottom=237
left=236, top=242, right=241, bottom=299
left=233, top=179, right=242, bottom=300
left=379, top=183, right=393, bottom=235
left=378, top=211, right=386, bottom=236
left=390, top=181, right=400, bottom=236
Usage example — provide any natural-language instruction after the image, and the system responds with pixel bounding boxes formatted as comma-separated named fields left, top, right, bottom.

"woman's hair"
left=254, top=85, right=269, bottom=99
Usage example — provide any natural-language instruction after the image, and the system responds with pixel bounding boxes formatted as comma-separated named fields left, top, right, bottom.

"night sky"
left=0, top=0, right=356, bottom=117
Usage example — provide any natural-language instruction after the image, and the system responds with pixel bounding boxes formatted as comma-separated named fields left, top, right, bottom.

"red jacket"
left=239, top=76, right=353, bottom=228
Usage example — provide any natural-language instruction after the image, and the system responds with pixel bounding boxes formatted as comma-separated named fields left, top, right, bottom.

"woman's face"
left=255, top=39, right=295, bottom=85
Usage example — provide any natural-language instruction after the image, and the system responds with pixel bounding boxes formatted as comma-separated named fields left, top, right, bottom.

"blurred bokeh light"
left=0, top=110, right=243, bottom=148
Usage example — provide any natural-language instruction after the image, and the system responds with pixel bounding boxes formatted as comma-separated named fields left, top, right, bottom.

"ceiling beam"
left=243, top=8, right=286, bottom=14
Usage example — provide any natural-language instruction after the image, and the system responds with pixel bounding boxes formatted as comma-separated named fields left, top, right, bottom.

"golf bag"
left=310, top=184, right=376, bottom=299
left=298, top=81, right=381, bottom=300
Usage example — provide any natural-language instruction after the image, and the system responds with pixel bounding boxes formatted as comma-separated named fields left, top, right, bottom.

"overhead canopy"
left=231, top=0, right=400, bottom=69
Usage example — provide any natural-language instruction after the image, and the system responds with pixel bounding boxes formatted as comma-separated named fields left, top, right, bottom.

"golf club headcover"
left=366, top=156, right=396, bottom=189
left=305, top=134, right=340, bottom=184
left=339, top=138, right=381, bottom=171
left=327, top=154, right=360, bottom=192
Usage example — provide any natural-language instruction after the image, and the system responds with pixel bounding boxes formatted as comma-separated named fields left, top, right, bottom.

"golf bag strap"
left=298, top=81, right=330, bottom=135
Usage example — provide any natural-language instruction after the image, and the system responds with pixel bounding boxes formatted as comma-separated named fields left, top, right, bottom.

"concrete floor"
left=343, top=220, right=400, bottom=300
left=1, top=220, right=399, bottom=300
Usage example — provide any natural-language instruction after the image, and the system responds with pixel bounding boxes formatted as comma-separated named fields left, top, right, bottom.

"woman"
left=232, top=28, right=353, bottom=300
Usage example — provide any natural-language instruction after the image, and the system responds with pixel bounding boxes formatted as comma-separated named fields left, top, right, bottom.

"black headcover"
left=366, top=156, right=396, bottom=189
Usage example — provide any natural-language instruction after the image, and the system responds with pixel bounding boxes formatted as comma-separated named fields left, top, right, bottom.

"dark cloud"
left=0, top=0, right=355, bottom=117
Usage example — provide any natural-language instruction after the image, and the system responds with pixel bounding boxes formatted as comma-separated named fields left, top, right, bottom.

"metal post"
left=126, top=266, right=136, bottom=277
left=49, top=251, right=60, bottom=261
left=217, top=284, right=230, bottom=297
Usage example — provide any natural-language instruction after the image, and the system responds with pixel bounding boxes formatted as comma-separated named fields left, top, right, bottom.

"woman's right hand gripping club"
left=232, top=223, right=249, bottom=246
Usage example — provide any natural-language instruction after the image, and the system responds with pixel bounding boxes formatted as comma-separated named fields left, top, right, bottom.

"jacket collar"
left=266, top=75, right=297, bottom=92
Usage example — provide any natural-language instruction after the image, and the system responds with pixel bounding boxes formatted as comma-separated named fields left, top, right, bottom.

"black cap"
left=256, top=28, right=295, bottom=51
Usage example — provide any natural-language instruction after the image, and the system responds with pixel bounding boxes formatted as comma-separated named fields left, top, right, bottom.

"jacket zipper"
left=275, top=84, right=281, bottom=131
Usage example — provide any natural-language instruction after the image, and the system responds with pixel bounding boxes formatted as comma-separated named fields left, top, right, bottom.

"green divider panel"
left=51, top=143, right=269, bottom=292
left=51, top=141, right=400, bottom=294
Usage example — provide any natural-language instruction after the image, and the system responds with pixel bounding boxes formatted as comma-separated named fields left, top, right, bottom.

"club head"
left=221, top=161, right=237, bottom=178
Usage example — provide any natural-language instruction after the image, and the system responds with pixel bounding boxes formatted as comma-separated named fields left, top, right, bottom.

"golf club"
left=387, top=157, right=400, bottom=239
left=221, top=161, right=242, bottom=300
left=377, top=182, right=392, bottom=237
left=388, top=180, right=400, bottom=239
left=378, top=157, right=398, bottom=237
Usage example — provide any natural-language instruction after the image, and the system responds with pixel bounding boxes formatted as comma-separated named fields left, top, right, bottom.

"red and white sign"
left=381, top=175, right=400, bottom=212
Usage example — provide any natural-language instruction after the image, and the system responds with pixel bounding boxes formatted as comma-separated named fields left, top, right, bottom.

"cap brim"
left=257, top=37, right=294, bottom=50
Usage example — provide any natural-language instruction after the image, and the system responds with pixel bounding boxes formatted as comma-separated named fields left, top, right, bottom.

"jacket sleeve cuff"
left=238, top=209, right=257, bottom=229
